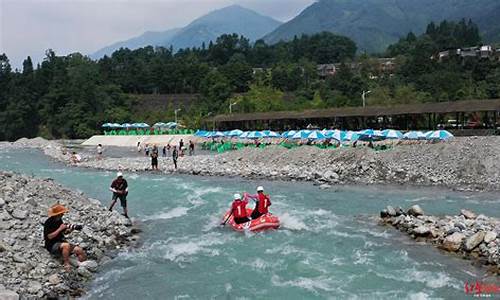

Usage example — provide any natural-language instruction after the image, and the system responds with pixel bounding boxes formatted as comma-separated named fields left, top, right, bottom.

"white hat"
left=257, top=186, right=264, bottom=192
left=117, top=172, right=123, bottom=177
left=233, top=193, right=241, bottom=200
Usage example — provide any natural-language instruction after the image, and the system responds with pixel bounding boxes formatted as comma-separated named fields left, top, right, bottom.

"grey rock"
left=413, top=226, right=431, bottom=236
left=78, top=260, right=98, bottom=272
left=48, top=274, right=62, bottom=285
left=407, top=205, right=424, bottom=217
left=27, top=281, right=42, bottom=294
left=395, top=207, right=404, bottom=216
left=460, top=209, right=477, bottom=220
left=0, top=290, right=19, bottom=300
left=0, top=197, right=5, bottom=207
left=77, top=266, right=93, bottom=278
left=10, top=209, right=28, bottom=220
left=442, top=232, right=465, bottom=251
left=465, top=231, right=486, bottom=251
left=454, top=222, right=466, bottom=231
left=380, top=209, right=389, bottom=218
left=12, top=254, right=26, bottom=263
left=386, top=206, right=396, bottom=217
left=484, top=231, right=497, bottom=243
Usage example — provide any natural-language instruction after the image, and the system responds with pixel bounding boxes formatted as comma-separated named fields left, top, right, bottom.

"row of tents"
left=194, top=129, right=454, bottom=141
left=101, top=122, right=178, bottom=129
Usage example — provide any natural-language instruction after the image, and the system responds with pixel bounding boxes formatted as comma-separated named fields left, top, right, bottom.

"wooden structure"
left=206, top=99, right=500, bottom=131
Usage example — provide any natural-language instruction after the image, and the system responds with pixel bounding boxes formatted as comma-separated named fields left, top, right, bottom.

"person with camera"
left=43, top=204, right=87, bottom=272
left=109, top=172, right=129, bottom=218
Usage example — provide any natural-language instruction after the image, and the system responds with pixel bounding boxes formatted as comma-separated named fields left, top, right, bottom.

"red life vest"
left=257, top=194, right=271, bottom=214
left=232, top=200, right=248, bottom=218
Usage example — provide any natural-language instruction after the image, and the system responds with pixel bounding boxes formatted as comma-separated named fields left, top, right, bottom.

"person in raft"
left=109, top=172, right=129, bottom=218
left=245, top=186, right=272, bottom=220
left=43, top=204, right=87, bottom=271
left=231, top=193, right=250, bottom=224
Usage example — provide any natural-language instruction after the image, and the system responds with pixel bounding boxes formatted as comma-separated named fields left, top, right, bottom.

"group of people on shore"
left=136, top=140, right=195, bottom=170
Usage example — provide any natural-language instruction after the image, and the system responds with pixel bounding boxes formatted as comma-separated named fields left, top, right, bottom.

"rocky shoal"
left=380, top=204, right=500, bottom=274
left=13, top=136, right=499, bottom=192
left=0, top=170, right=140, bottom=299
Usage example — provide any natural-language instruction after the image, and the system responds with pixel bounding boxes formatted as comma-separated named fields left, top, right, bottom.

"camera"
left=66, top=223, right=83, bottom=231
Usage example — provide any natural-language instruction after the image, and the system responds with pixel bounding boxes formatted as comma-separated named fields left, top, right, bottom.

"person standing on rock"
left=172, top=146, right=179, bottom=170
left=245, top=186, right=272, bottom=220
left=179, top=139, right=184, bottom=156
left=189, top=140, right=195, bottom=156
left=43, top=204, right=87, bottom=272
left=151, top=144, right=159, bottom=170
left=109, top=172, right=129, bottom=218
left=162, top=145, right=167, bottom=157
left=97, top=144, right=103, bottom=160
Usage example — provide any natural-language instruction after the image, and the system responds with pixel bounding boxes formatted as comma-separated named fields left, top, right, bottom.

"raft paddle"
left=221, top=211, right=233, bottom=226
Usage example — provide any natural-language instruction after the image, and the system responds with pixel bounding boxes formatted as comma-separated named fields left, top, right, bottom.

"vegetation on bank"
left=1, top=20, right=499, bottom=140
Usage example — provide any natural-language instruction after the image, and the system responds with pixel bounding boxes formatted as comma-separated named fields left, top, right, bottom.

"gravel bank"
left=0, top=170, right=140, bottom=299
left=10, top=136, right=499, bottom=192
left=380, top=205, right=500, bottom=275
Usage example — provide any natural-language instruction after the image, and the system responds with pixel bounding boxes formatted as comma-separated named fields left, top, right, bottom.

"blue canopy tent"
left=426, top=130, right=454, bottom=140
left=382, top=129, right=403, bottom=140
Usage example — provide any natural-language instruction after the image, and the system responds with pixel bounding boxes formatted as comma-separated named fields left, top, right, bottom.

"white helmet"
left=233, top=193, right=241, bottom=200
left=256, top=186, right=264, bottom=192
left=117, top=172, right=123, bottom=178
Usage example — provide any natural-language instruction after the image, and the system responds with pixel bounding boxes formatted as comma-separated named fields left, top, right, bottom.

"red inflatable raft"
left=222, top=208, right=280, bottom=232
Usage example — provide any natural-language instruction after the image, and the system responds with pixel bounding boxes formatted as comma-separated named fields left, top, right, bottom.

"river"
left=0, top=149, right=498, bottom=299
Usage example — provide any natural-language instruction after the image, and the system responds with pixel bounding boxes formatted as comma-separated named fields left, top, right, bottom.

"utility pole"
left=362, top=90, right=371, bottom=107
left=229, top=100, right=240, bottom=114
left=174, top=108, right=181, bottom=124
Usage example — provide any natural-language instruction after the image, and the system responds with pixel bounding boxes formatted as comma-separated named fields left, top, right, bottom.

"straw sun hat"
left=48, top=204, right=69, bottom=217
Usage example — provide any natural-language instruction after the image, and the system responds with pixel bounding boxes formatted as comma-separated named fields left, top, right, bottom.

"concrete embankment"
left=0, top=170, right=140, bottom=299
left=380, top=205, right=500, bottom=274
left=82, top=134, right=199, bottom=147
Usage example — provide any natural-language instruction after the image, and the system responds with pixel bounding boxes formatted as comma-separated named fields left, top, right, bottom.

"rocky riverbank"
left=3, top=136, right=500, bottom=191
left=380, top=205, right=500, bottom=275
left=0, top=170, right=140, bottom=299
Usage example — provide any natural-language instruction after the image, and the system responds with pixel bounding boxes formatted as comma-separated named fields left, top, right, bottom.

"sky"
left=0, top=0, right=315, bottom=69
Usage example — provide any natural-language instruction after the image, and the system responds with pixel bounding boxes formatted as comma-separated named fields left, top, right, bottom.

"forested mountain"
left=2, top=21, right=499, bottom=141
left=167, top=5, right=282, bottom=50
left=90, top=29, right=180, bottom=59
left=264, top=0, right=500, bottom=53
left=91, top=5, right=281, bottom=59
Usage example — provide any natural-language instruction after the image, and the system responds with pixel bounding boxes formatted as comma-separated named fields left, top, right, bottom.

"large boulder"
left=386, top=206, right=397, bottom=217
left=465, top=231, right=486, bottom=251
left=442, top=232, right=465, bottom=251
left=484, top=231, right=497, bottom=244
left=413, top=226, right=431, bottom=236
left=0, top=290, right=19, bottom=300
left=407, top=205, right=424, bottom=217
left=460, top=209, right=477, bottom=220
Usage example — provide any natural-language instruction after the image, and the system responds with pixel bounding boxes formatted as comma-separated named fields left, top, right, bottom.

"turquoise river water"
left=0, top=149, right=499, bottom=299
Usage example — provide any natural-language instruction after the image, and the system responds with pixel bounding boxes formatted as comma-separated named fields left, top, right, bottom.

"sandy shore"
left=7, top=136, right=499, bottom=192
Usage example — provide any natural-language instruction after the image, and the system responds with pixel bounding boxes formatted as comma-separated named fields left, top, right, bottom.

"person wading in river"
left=109, top=172, right=129, bottom=218
left=245, top=186, right=272, bottom=220
left=172, top=146, right=179, bottom=170
left=43, top=204, right=87, bottom=272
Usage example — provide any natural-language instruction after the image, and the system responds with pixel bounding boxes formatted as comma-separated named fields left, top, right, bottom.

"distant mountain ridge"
left=264, top=0, right=500, bottom=53
left=91, top=5, right=282, bottom=59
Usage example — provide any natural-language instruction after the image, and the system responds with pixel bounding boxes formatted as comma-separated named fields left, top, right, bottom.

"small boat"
left=222, top=208, right=280, bottom=232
